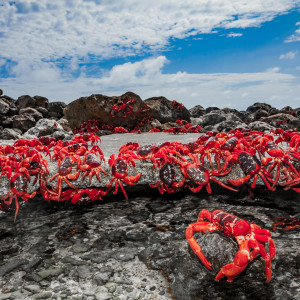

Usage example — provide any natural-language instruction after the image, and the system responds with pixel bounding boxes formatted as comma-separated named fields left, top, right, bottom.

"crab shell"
left=238, top=152, right=261, bottom=176
left=159, top=163, right=176, bottom=186
left=111, top=158, right=128, bottom=179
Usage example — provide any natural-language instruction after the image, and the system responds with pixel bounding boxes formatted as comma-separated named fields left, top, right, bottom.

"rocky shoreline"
left=0, top=187, right=299, bottom=300
left=0, top=90, right=299, bottom=299
left=0, top=91, right=300, bottom=140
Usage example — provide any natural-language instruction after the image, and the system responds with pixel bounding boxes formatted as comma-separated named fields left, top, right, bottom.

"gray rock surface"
left=0, top=187, right=298, bottom=299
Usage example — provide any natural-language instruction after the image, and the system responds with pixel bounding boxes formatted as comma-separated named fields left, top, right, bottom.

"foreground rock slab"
left=0, top=189, right=299, bottom=299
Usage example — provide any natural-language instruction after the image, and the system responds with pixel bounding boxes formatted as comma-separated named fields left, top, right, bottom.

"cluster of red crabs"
left=72, top=97, right=202, bottom=134
left=0, top=126, right=299, bottom=283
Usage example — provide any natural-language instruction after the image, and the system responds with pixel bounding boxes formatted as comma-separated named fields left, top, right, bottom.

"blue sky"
left=0, top=0, right=300, bottom=110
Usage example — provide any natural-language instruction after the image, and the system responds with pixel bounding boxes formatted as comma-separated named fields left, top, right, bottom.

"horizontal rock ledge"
left=0, top=133, right=291, bottom=198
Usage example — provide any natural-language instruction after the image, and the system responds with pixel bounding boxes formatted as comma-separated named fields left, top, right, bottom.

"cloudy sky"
left=0, top=0, right=300, bottom=109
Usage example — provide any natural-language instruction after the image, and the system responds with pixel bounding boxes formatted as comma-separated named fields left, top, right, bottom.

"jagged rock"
left=280, top=106, right=293, bottom=114
left=16, top=95, right=36, bottom=109
left=2, top=116, right=13, bottom=128
left=0, top=128, right=22, bottom=140
left=0, top=89, right=2, bottom=96
left=64, top=92, right=146, bottom=129
left=48, top=102, right=66, bottom=119
left=57, top=118, right=72, bottom=132
left=189, top=105, right=205, bottom=118
left=221, top=108, right=245, bottom=121
left=16, top=95, right=49, bottom=110
left=19, top=108, right=43, bottom=122
left=144, top=96, right=191, bottom=123
left=32, top=96, right=49, bottom=109
left=269, top=107, right=280, bottom=115
left=248, top=121, right=275, bottom=132
left=293, top=108, right=300, bottom=117
left=205, top=107, right=220, bottom=113
left=150, top=119, right=162, bottom=130
left=246, top=102, right=273, bottom=113
left=11, top=114, right=36, bottom=133
left=0, top=99, right=9, bottom=115
left=260, top=113, right=299, bottom=126
left=214, top=116, right=246, bottom=132
left=52, top=131, right=73, bottom=141
left=249, top=109, right=270, bottom=121
left=23, top=118, right=64, bottom=137
left=197, top=112, right=227, bottom=128
left=35, top=107, right=49, bottom=118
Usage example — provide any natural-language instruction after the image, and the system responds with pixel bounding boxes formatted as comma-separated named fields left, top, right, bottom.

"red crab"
left=223, top=150, right=275, bottom=191
left=49, top=156, right=81, bottom=200
left=272, top=217, right=300, bottom=232
left=149, top=162, right=178, bottom=194
left=0, top=169, right=37, bottom=220
left=186, top=209, right=276, bottom=282
left=107, top=153, right=141, bottom=199
left=80, top=151, right=108, bottom=184
left=173, top=156, right=237, bottom=193
left=260, top=140, right=300, bottom=187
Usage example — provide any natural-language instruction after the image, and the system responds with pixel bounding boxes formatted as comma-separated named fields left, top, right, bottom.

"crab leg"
left=215, top=238, right=250, bottom=282
left=185, top=222, right=218, bottom=269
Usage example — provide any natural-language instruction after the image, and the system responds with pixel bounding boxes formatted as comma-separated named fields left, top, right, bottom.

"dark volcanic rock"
left=64, top=91, right=145, bottom=129
left=0, top=99, right=9, bottom=115
left=246, top=102, right=273, bottom=113
left=11, top=114, right=36, bottom=133
left=189, top=105, right=205, bottom=118
left=19, top=107, right=43, bottom=122
left=48, top=102, right=66, bottom=119
left=205, top=107, right=220, bottom=113
left=0, top=128, right=21, bottom=140
left=145, top=96, right=191, bottom=123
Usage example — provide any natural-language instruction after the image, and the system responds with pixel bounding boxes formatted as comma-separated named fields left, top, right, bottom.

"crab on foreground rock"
left=185, top=209, right=276, bottom=283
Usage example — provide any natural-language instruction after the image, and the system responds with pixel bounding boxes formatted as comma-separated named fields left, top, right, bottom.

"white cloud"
left=279, top=51, right=298, bottom=59
left=227, top=33, right=243, bottom=38
left=1, top=56, right=299, bottom=110
left=0, top=0, right=299, bottom=63
left=285, top=22, right=300, bottom=42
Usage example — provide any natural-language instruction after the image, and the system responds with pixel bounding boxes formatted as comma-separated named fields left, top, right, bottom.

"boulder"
left=205, top=107, right=220, bottom=113
left=57, top=118, right=72, bottom=132
left=48, top=102, right=66, bottom=119
left=11, top=114, right=36, bottom=133
left=189, top=105, right=205, bottom=118
left=248, top=121, right=275, bottom=132
left=246, top=102, right=272, bottom=113
left=16, top=95, right=49, bottom=110
left=0, top=128, right=22, bottom=140
left=64, top=91, right=147, bottom=129
left=23, top=118, right=64, bottom=137
left=249, top=109, right=270, bottom=121
left=35, top=107, right=49, bottom=118
left=198, top=112, right=227, bottom=127
left=144, top=96, right=191, bottom=123
left=33, top=95, right=49, bottom=108
left=0, top=89, right=2, bottom=96
left=19, top=107, right=43, bottom=122
left=0, top=99, right=9, bottom=115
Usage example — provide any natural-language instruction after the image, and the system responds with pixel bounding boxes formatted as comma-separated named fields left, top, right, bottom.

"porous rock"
left=23, top=118, right=64, bottom=138
left=144, top=96, right=191, bottom=123
left=0, top=99, right=9, bottom=115
left=48, top=102, right=66, bottom=119
left=0, top=128, right=22, bottom=140
left=64, top=91, right=146, bottom=129
left=19, top=108, right=43, bottom=122
left=189, top=105, right=205, bottom=118
left=11, top=114, right=36, bottom=133
left=246, top=102, right=273, bottom=113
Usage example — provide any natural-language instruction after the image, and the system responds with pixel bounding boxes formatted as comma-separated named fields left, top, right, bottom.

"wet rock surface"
left=0, top=188, right=299, bottom=300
